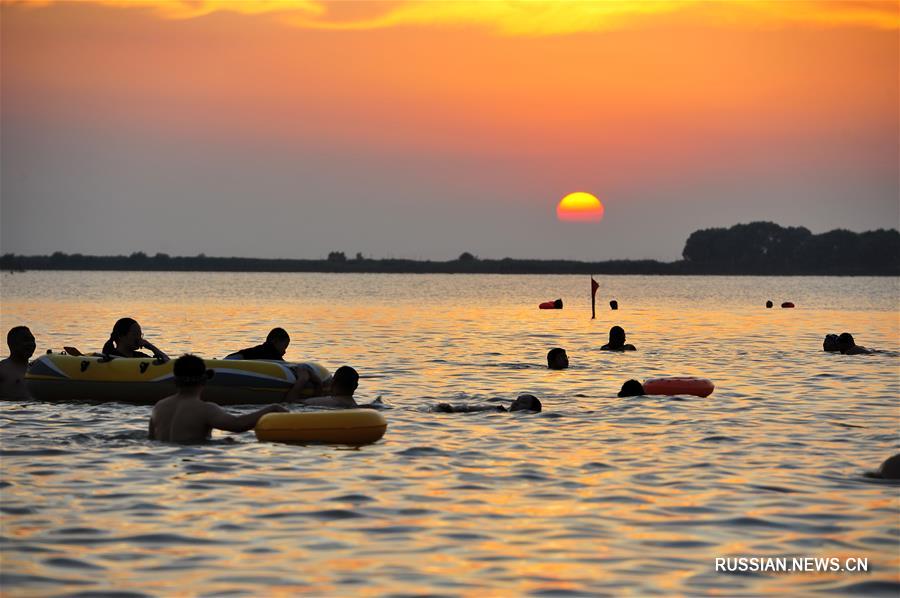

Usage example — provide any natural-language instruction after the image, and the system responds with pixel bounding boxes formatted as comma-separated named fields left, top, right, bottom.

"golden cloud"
left=8, top=0, right=899, bottom=33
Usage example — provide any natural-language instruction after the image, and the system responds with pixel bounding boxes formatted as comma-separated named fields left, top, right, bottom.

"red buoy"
left=781, top=302, right=795, bottom=308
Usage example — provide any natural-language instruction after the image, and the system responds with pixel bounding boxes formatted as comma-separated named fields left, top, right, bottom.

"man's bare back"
left=0, top=358, right=29, bottom=399
left=149, top=354, right=286, bottom=443
left=0, top=326, right=36, bottom=399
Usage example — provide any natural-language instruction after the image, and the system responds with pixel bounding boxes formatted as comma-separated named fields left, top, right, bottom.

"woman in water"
left=102, top=317, right=169, bottom=361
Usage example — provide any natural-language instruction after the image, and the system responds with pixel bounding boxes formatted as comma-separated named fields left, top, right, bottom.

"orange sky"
left=1, top=1, right=897, bottom=259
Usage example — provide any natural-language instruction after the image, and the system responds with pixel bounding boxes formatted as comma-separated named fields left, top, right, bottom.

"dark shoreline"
left=2, top=255, right=897, bottom=276
left=3, top=222, right=898, bottom=276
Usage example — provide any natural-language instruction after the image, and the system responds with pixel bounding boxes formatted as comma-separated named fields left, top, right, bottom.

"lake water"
left=1, top=271, right=898, bottom=596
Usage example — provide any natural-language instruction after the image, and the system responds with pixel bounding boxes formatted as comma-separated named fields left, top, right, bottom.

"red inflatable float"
left=539, top=299, right=563, bottom=310
left=643, top=377, right=715, bottom=398
left=781, top=302, right=795, bottom=308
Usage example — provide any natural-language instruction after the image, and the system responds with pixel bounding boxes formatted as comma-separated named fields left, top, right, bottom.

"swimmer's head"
left=877, top=454, right=900, bottom=480
left=547, top=347, right=569, bottom=370
left=609, top=300, right=619, bottom=310
left=173, top=354, right=208, bottom=389
left=609, top=326, right=626, bottom=346
left=265, top=327, right=290, bottom=356
left=823, top=334, right=840, bottom=352
left=766, top=300, right=773, bottom=308
left=618, top=379, right=645, bottom=397
left=837, top=332, right=855, bottom=350
left=332, top=366, right=359, bottom=396
left=6, top=326, right=36, bottom=359
left=510, top=394, right=541, bottom=412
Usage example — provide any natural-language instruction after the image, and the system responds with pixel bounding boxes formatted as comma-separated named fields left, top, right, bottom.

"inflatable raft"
left=643, top=377, right=715, bottom=398
left=25, top=354, right=330, bottom=405
left=255, top=410, right=387, bottom=445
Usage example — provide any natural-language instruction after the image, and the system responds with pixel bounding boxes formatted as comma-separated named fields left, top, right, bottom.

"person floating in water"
left=837, top=332, right=873, bottom=355
left=601, top=326, right=636, bottom=351
left=869, top=454, right=900, bottom=480
left=225, top=327, right=290, bottom=361
left=434, top=394, right=542, bottom=413
left=823, top=334, right=840, bottom=352
left=0, top=326, right=36, bottom=399
left=103, top=317, right=169, bottom=361
left=290, top=365, right=359, bottom=409
left=617, top=379, right=645, bottom=397
left=547, top=347, right=569, bottom=370
left=149, top=354, right=287, bottom=443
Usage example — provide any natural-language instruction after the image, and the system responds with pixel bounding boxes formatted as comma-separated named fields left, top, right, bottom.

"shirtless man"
left=0, top=326, right=36, bottom=399
left=291, top=366, right=359, bottom=409
left=149, top=354, right=287, bottom=443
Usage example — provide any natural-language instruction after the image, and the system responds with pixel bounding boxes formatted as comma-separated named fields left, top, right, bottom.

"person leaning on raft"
left=286, top=365, right=359, bottom=408
left=0, top=326, right=37, bottom=399
left=149, top=354, right=287, bottom=443
left=103, top=317, right=169, bottom=361
left=225, top=327, right=290, bottom=361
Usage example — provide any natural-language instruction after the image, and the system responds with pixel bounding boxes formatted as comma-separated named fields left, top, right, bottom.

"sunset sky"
left=2, top=0, right=897, bottom=260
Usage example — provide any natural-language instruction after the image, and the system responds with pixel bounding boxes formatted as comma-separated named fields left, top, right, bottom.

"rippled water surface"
left=1, top=272, right=898, bottom=596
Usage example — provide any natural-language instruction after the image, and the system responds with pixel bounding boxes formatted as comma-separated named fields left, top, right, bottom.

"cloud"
left=11, top=0, right=899, bottom=34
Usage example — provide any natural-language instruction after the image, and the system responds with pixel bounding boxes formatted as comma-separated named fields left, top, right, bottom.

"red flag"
left=591, top=276, right=599, bottom=319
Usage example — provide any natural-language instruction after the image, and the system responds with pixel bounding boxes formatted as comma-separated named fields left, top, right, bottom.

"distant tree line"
left=2, top=222, right=898, bottom=275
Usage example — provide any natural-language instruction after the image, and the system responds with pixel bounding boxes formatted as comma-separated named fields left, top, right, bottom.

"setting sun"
left=556, top=192, right=604, bottom=222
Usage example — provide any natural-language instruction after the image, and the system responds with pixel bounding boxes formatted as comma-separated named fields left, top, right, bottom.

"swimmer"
left=871, top=454, right=900, bottom=480
left=102, top=317, right=169, bottom=361
left=149, top=354, right=287, bottom=443
left=434, top=394, right=542, bottom=413
left=225, top=327, right=290, bottom=361
left=837, top=332, right=873, bottom=355
left=766, top=300, right=773, bottom=308
left=601, top=326, right=636, bottom=351
left=0, top=326, right=37, bottom=399
left=609, top=300, right=619, bottom=310
left=617, top=379, right=645, bottom=397
left=547, top=347, right=569, bottom=370
left=823, top=334, right=840, bottom=352
left=293, top=365, right=359, bottom=409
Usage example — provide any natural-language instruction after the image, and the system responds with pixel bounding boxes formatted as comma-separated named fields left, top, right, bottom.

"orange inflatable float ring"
left=643, top=377, right=715, bottom=398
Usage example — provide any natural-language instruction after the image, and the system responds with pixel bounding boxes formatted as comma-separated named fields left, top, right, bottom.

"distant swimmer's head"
left=766, top=300, right=773, bottom=308
left=823, top=334, right=840, bottom=352
left=547, top=347, right=569, bottom=370
left=618, top=379, right=645, bottom=397
left=837, top=332, right=856, bottom=351
left=173, top=354, right=208, bottom=389
left=608, top=326, right=626, bottom=346
left=7, top=326, right=36, bottom=359
left=609, top=300, right=619, bottom=310
left=510, top=394, right=542, bottom=412
left=332, top=366, right=359, bottom=396
left=876, top=454, right=900, bottom=480
left=553, top=299, right=563, bottom=309
left=103, top=317, right=141, bottom=353
left=265, top=327, right=291, bottom=357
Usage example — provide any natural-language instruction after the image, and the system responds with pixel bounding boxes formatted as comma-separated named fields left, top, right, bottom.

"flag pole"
left=591, top=276, right=598, bottom=320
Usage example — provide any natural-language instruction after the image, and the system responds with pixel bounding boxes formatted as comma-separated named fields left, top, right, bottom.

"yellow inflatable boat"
left=25, top=353, right=330, bottom=405
left=255, top=409, right=387, bottom=445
